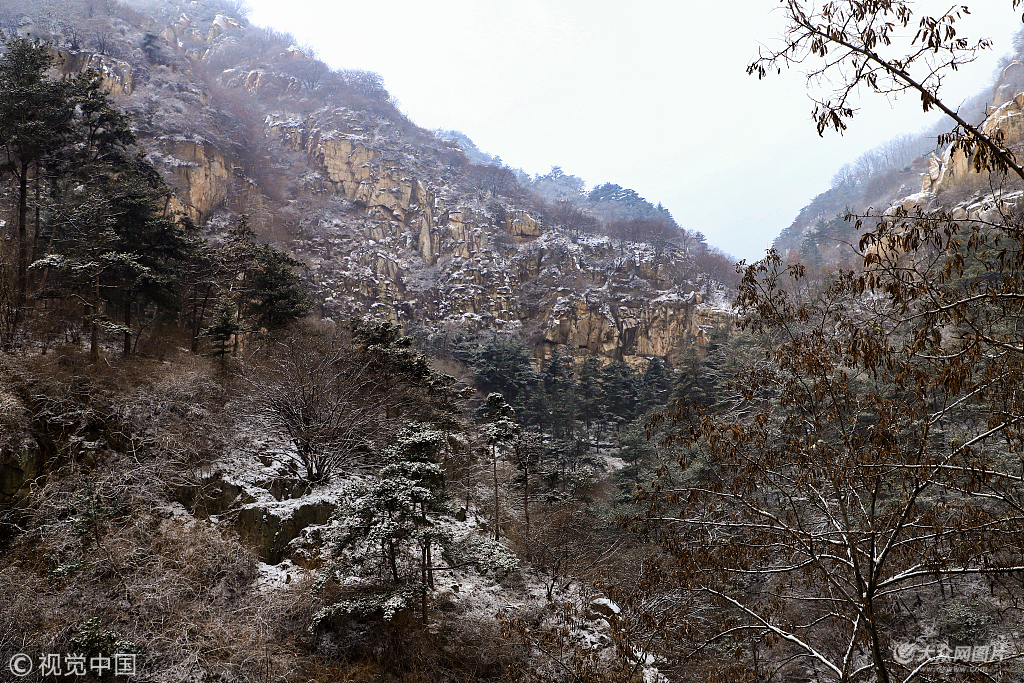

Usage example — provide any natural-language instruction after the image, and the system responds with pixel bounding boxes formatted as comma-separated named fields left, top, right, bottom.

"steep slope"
left=774, top=85, right=996, bottom=261
left=859, top=56, right=1024, bottom=239
left=9, top=0, right=735, bottom=365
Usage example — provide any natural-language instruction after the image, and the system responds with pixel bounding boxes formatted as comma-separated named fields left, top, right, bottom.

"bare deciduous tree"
left=240, top=327, right=386, bottom=483
left=607, top=216, right=683, bottom=259
left=549, top=199, right=600, bottom=239
left=642, top=248, right=1024, bottom=682
left=751, top=0, right=1024, bottom=184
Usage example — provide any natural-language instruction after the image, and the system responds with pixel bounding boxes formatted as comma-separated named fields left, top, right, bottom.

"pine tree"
left=617, top=417, right=656, bottom=486
left=314, top=423, right=448, bottom=625
left=471, top=337, right=540, bottom=409
left=542, top=346, right=578, bottom=440
left=98, top=156, right=190, bottom=357
left=670, top=327, right=757, bottom=413
left=600, top=361, right=639, bottom=431
left=510, top=429, right=543, bottom=531
left=1, top=45, right=191, bottom=360
left=637, top=356, right=672, bottom=414
left=477, top=393, right=518, bottom=541
left=216, top=215, right=309, bottom=337
left=314, top=422, right=517, bottom=626
left=36, top=153, right=189, bottom=359
left=199, top=296, right=241, bottom=373
left=352, top=319, right=432, bottom=419
left=245, top=246, right=309, bottom=331
left=671, top=347, right=715, bottom=408
left=0, top=37, right=78, bottom=308
left=575, top=356, right=606, bottom=451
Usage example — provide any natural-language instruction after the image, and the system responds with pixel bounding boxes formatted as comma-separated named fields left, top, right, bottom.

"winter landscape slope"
left=9, top=0, right=736, bottom=366
left=4, top=2, right=1024, bottom=683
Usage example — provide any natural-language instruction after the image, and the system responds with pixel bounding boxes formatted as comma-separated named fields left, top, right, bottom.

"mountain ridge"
left=5, top=0, right=737, bottom=366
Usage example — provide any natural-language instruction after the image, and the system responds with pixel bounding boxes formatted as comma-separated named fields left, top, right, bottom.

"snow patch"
left=256, top=559, right=306, bottom=592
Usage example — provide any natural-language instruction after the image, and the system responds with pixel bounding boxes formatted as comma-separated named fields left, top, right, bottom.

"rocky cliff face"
left=865, top=72, right=1024, bottom=261
left=56, top=50, right=135, bottom=96
left=542, top=291, right=724, bottom=359
left=46, top=3, right=729, bottom=366
left=263, top=106, right=727, bottom=362
left=922, top=62, right=1024, bottom=195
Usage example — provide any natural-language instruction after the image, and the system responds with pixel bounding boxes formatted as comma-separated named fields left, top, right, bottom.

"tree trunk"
left=388, top=539, right=399, bottom=583
left=426, top=542, right=433, bottom=588
left=867, top=605, right=891, bottom=683
left=421, top=546, right=429, bottom=625
left=191, top=283, right=214, bottom=353
left=493, top=443, right=500, bottom=541
left=122, top=296, right=131, bottom=357
left=16, top=161, right=29, bottom=307
left=90, top=275, right=100, bottom=363
left=32, top=170, right=40, bottom=264
left=36, top=219, right=59, bottom=292
left=523, top=463, right=530, bottom=532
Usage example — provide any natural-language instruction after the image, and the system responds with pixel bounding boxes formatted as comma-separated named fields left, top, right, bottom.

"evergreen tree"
left=542, top=346, right=578, bottom=440
left=671, top=347, right=716, bottom=408
left=352, top=319, right=434, bottom=420
left=99, top=156, right=190, bottom=357
left=36, top=153, right=189, bottom=359
left=510, top=429, right=543, bottom=531
left=637, top=356, right=673, bottom=414
left=477, top=393, right=518, bottom=541
left=314, top=422, right=516, bottom=626
left=315, top=423, right=448, bottom=625
left=522, top=389, right=552, bottom=436
left=218, top=216, right=309, bottom=334
left=575, top=356, right=606, bottom=450
left=180, top=235, right=221, bottom=353
left=0, top=42, right=194, bottom=360
left=617, top=417, right=656, bottom=486
left=0, top=37, right=146, bottom=347
left=600, top=361, right=639, bottom=431
left=670, top=327, right=757, bottom=413
left=245, top=247, right=309, bottom=331
left=0, top=37, right=78, bottom=307
left=199, top=296, right=241, bottom=373
left=471, top=337, right=540, bottom=409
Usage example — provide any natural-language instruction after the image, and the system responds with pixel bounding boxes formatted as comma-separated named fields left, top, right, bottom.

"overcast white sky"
left=242, top=0, right=1022, bottom=262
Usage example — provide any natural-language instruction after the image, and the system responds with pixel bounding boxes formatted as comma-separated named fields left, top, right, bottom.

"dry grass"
left=0, top=349, right=524, bottom=682
left=0, top=351, right=293, bottom=680
left=0, top=432, right=325, bottom=681
left=310, top=610, right=524, bottom=683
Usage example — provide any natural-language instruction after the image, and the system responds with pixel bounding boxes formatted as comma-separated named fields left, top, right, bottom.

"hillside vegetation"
left=3, top=1, right=1024, bottom=683
left=2, top=0, right=738, bottom=370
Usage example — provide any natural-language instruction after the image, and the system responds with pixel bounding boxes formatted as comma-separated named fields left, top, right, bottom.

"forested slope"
left=3, top=1, right=1024, bottom=683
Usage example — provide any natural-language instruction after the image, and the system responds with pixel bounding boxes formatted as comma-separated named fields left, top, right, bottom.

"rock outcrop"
left=265, top=110, right=727, bottom=360
left=543, top=291, right=706, bottom=364
left=263, top=108, right=726, bottom=360
left=924, top=66, right=1024, bottom=194
left=878, top=75, right=1024, bottom=263
left=56, top=50, right=135, bottom=96
left=40, top=5, right=732, bottom=366
left=165, top=140, right=235, bottom=223
left=993, top=61, right=1024, bottom=109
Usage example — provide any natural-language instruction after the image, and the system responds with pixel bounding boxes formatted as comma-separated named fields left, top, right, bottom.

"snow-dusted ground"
left=191, top=410, right=669, bottom=681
